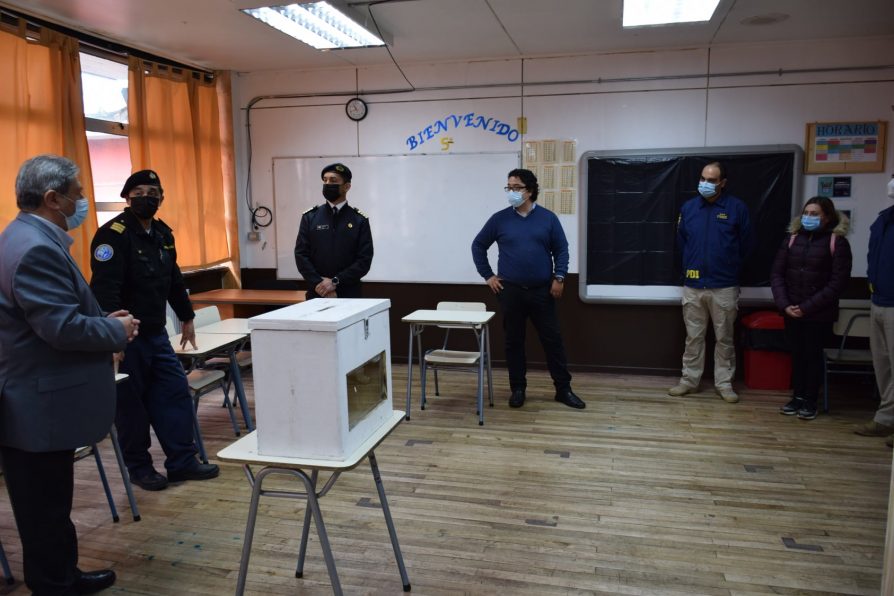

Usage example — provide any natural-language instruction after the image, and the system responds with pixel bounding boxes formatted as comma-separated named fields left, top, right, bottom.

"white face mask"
left=698, top=180, right=717, bottom=198
left=507, top=190, right=525, bottom=208
left=61, top=195, right=89, bottom=230
left=887, top=177, right=894, bottom=199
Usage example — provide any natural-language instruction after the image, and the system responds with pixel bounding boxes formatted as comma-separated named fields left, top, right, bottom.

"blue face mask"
left=801, top=214, right=821, bottom=231
left=63, top=197, right=89, bottom=231
left=697, top=181, right=717, bottom=198
left=507, top=190, right=525, bottom=208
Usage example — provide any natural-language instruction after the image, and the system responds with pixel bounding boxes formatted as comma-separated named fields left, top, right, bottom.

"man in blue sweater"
left=471, top=168, right=584, bottom=409
left=669, top=162, right=752, bottom=403
left=855, top=174, right=894, bottom=439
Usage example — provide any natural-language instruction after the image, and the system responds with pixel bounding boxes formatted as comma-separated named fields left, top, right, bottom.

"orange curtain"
left=0, top=24, right=97, bottom=271
left=128, top=58, right=240, bottom=285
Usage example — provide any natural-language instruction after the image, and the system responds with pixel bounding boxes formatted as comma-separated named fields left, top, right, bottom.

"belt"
left=502, top=279, right=550, bottom=290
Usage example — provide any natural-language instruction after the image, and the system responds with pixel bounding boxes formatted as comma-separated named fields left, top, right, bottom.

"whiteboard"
left=273, top=153, right=519, bottom=283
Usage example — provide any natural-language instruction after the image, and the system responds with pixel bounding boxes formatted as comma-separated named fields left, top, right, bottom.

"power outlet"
left=247, top=231, right=260, bottom=242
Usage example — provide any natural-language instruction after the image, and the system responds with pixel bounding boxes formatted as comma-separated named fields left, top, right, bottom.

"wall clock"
left=345, top=97, right=368, bottom=121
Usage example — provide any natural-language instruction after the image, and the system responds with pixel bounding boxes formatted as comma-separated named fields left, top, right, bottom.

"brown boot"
left=854, top=420, right=894, bottom=437
left=886, top=436, right=893, bottom=448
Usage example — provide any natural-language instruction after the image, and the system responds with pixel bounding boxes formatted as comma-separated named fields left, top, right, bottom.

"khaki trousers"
left=679, top=286, right=739, bottom=390
left=871, top=303, right=894, bottom=426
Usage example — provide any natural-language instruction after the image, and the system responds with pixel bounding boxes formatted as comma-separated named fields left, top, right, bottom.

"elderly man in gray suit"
left=0, top=155, right=139, bottom=595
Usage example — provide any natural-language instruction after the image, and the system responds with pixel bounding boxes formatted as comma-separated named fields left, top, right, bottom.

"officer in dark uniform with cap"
left=90, top=169, right=219, bottom=491
left=294, top=163, right=373, bottom=299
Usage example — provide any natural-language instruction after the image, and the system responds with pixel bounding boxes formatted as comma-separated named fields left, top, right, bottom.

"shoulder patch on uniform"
left=351, top=206, right=368, bottom=218
left=94, top=244, right=114, bottom=262
left=303, top=205, right=319, bottom=215
left=110, top=222, right=126, bottom=234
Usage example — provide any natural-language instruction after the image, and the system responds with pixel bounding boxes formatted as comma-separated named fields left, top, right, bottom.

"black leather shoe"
left=508, top=389, right=526, bottom=408
left=75, top=568, right=116, bottom=594
left=555, top=389, right=586, bottom=409
left=168, top=462, right=220, bottom=482
left=130, top=470, right=168, bottom=491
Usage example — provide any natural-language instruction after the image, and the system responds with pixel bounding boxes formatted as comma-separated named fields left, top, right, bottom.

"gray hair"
left=15, top=154, right=80, bottom=210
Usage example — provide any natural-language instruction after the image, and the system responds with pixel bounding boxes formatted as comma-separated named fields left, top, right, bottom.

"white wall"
left=232, top=36, right=894, bottom=277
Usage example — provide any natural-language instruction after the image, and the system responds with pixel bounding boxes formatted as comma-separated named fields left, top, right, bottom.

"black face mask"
left=322, top=184, right=341, bottom=202
left=130, top=195, right=160, bottom=219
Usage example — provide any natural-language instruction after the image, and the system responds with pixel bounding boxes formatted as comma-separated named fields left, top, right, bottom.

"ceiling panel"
left=0, top=0, right=891, bottom=72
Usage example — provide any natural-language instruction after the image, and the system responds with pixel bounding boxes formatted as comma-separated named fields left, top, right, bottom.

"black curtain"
left=586, top=152, right=794, bottom=286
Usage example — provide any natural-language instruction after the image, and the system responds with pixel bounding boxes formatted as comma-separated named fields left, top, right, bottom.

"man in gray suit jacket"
left=0, top=155, right=139, bottom=595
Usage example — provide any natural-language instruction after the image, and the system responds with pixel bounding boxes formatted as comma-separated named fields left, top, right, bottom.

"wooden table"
left=217, top=412, right=410, bottom=596
left=402, top=309, right=495, bottom=425
left=172, top=332, right=254, bottom=431
left=190, top=289, right=305, bottom=319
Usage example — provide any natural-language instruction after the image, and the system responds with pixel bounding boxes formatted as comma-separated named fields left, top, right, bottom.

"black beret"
left=120, top=169, right=163, bottom=198
left=321, top=163, right=352, bottom=182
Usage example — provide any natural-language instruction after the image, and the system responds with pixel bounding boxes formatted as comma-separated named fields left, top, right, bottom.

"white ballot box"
left=249, top=298, right=393, bottom=459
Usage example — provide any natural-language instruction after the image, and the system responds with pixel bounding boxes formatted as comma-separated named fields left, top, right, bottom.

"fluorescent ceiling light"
left=242, top=2, right=385, bottom=50
left=623, top=0, right=720, bottom=27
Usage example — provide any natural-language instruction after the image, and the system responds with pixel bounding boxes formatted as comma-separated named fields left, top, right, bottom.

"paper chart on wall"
left=523, top=139, right=577, bottom=215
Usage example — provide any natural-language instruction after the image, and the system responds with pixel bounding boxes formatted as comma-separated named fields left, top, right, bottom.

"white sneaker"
left=668, top=383, right=696, bottom=397
left=716, top=387, right=739, bottom=403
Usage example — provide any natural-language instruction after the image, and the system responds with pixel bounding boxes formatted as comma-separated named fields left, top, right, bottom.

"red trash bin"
left=740, top=311, right=791, bottom=390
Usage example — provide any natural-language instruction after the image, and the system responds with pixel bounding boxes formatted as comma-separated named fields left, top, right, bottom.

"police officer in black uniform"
left=90, top=170, right=219, bottom=491
left=294, top=163, right=373, bottom=299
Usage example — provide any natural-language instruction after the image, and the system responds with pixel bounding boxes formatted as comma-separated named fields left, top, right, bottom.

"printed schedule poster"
left=813, top=122, right=879, bottom=163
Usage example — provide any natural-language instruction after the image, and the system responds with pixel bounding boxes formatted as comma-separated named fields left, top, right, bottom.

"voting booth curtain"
left=128, top=59, right=241, bottom=285
left=0, top=24, right=98, bottom=273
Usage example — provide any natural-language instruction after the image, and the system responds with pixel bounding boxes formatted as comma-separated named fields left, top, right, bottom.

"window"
left=80, top=52, right=130, bottom=226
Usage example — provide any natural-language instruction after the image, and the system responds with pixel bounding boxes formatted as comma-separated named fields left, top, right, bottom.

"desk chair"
left=420, top=302, right=493, bottom=412
left=74, top=432, right=140, bottom=523
left=194, top=306, right=253, bottom=419
left=167, top=318, right=236, bottom=463
left=823, top=308, right=875, bottom=412
left=0, top=538, right=13, bottom=585
left=193, top=305, right=221, bottom=328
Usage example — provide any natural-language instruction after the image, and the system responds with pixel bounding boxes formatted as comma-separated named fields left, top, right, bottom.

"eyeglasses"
left=504, top=186, right=527, bottom=192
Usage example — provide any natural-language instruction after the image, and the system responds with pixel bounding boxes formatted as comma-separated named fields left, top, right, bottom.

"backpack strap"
left=789, top=232, right=837, bottom=255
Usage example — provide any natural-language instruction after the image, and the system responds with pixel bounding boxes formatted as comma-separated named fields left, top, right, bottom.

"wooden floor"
left=0, top=367, right=890, bottom=595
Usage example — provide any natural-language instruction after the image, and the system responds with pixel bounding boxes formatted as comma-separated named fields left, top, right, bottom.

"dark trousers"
left=1, top=446, right=79, bottom=595
left=116, top=329, right=198, bottom=476
left=497, top=282, right=572, bottom=392
left=784, top=318, right=833, bottom=405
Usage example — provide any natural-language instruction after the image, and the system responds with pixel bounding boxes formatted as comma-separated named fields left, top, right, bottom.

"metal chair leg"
left=109, top=427, right=141, bottom=521
left=220, top=381, right=241, bottom=436
left=92, top=446, right=120, bottom=523
left=0, top=538, right=13, bottom=584
left=420, top=359, right=428, bottom=410
left=191, top=397, right=208, bottom=464
left=823, top=358, right=830, bottom=413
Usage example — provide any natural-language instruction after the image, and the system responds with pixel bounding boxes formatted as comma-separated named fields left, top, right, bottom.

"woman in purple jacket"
left=771, top=196, right=852, bottom=420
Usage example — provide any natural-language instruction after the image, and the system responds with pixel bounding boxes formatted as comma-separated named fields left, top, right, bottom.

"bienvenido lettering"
left=406, top=112, right=520, bottom=149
